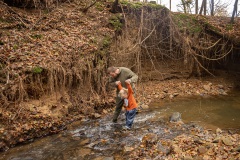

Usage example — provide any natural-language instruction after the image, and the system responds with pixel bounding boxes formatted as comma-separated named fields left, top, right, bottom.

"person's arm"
left=117, top=83, right=123, bottom=90
left=126, top=69, right=138, bottom=83
left=126, top=83, right=133, bottom=95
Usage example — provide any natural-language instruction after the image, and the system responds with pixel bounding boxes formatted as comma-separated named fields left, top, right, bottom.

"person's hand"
left=115, top=81, right=121, bottom=85
left=125, top=79, right=131, bottom=84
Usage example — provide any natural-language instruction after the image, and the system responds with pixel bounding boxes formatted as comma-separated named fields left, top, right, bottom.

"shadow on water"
left=1, top=90, right=240, bottom=159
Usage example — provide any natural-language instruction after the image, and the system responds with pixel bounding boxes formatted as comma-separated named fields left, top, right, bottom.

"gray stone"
left=157, top=142, right=170, bottom=154
left=198, top=146, right=207, bottom=154
left=169, top=112, right=181, bottom=122
left=183, top=155, right=193, bottom=160
left=163, top=89, right=168, bottom=93
left=77, top=148, right=91, bottom=157
left=142, top=133, right=158, bottom=147
left=124, top=146, right=134, bottom=152
left=218, top=85, right=224, bottom=89
left=234, top=146, right=240, bottom=152
left=80, top=139, right=90, bottom=145
left=203, top=84, right=211, bottom=91
left=169, top=95, right=174, bottom=99
left=216, top=128, right=222, bottom=134
left=141, top=104, right=149, bottom=110
left=173, top=93, right=179, bottom=96
left=103, top=157, right=114, bottom=160
left=222, top=136, right=233, bottom=146
left=171, top=144, right=182, bottom=154
left=93, top=113, right=101, bottom=119
left=212, top=137, right=220, bottom=143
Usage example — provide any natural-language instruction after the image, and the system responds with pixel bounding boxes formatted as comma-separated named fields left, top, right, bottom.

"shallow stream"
left=1, top=91, right=240, bottom=160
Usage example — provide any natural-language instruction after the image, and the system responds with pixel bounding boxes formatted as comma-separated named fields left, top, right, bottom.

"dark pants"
left=125, top=108, right=137, bottom=128
left=112, top=97, right=124, bottom=123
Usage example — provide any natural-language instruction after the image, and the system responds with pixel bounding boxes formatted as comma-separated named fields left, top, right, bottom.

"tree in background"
left=210, top=0, right=214, bottom=15
left=177, top=0, right=194, bottom=13
left=199, top=0, right=207, bottom=15
left=214, top=0, right=229, bottom=16
left=231, top=0, right=238, bottom=23
left=195, top=0, right=198, bottom=14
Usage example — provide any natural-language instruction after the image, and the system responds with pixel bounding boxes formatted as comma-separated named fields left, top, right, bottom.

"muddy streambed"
left=1, top=91, right=240, bottom=160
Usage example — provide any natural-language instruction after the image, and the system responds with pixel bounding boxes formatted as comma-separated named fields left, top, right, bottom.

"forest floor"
left=0, top=1, right=240, bottom=159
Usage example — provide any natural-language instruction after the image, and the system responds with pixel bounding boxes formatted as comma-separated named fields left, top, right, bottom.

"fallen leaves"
left=129, top=125, right=240, bottom=160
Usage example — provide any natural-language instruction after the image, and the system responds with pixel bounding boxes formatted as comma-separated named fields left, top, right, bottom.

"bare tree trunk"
left=199, top=0, right=204, bottom=14
left=231, top=0, right=238, bottom=23
left=170, top=0, right=171, bottom=11
left=195, top=0, right=198, bottom=14
left=210, top=0, right=214, bottom=16
left=199, top=0, right=206, bottom=15
left=204, top=0, right=207, bottom=15
left=181, top=0, right=187, bottom=13
left=111, top=0, right=119, bottom=13
left=82, top=0, right=97, bottom=13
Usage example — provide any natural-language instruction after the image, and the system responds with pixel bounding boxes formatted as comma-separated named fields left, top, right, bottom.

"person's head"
left=119, top=88, right=128, bottom=99
left=107, top=66, right=119, bottom=78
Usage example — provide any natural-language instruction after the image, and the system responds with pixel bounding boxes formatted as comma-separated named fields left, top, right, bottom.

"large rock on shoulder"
left=169, top=112, right=181, bottom=122
left=222, top=136, right=234, bottom=146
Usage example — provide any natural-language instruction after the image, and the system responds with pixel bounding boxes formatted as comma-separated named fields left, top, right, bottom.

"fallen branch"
left=81, top=0, right=97, bottom=13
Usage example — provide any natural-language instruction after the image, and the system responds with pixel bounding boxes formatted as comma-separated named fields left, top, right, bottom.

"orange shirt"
left=117, top=83, right=137, bottom=111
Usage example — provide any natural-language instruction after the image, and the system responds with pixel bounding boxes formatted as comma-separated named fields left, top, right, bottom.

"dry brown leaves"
left=0, top=1, right=114, bottom=151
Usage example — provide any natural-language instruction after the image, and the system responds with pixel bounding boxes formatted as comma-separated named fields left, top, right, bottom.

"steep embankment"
left=0, top=1, right=117, bottom=150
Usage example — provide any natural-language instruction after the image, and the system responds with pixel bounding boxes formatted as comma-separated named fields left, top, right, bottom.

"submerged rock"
left=198, top=146, right=207, bottom=154
left=141, top=104, right=149, bottom=110
left=212, top=137, right=220, bottom=143
left=183, top=155, right=193, bottom=160
left=141, top=133, right=158, bottom=148
left=233, top=146, right=240, bottom=152
left=222, top=136, right=233, bottom=146
left=171, top=144, right=182, bottom=154
left=77, top=148, right=91, bottom=157
left=124, top=146, right=134, bottom=152
left=216, top=128, right=222, bottom=134
left=92, top=113, right=101, bottom=119
left=80, top=138, right=90, bottom=145
left=169, top=112, right=181, bottom=122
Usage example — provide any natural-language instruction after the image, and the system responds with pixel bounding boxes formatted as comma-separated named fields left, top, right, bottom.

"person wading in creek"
left=107, top=66, right=138, bottom=123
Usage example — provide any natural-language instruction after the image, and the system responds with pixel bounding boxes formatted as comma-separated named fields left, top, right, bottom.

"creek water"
left=1, top=91, right=240, bottom=160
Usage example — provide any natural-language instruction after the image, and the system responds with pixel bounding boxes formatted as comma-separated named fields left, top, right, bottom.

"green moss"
left=109, top=15, right=123, bottom=31
left=226, top=24, right=233, bottom=31
left=120, top=1, right=142, bottom=8
left=173, top=13, right=202, bottom=34
left=30, top=34, right=42, bottom=39
left=147, top=2, right=164, bottom=9
left=191, top=26, right=202, bottom=33
left=120, top=1, right=164, bottom=9
left=103, top=36, right=111, bottom=48
left=0, top=17, right=12, bottom=23
left=13, top=44, right=18, bottom=50
left=95, top=2, right=105, bottom=11
left=32, top=66, right=43, bottom=74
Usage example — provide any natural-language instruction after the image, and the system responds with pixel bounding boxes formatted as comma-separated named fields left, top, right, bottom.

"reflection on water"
left=1, top=90, right=240, bottom=159
left=151, top=90, right=240, bottom=131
